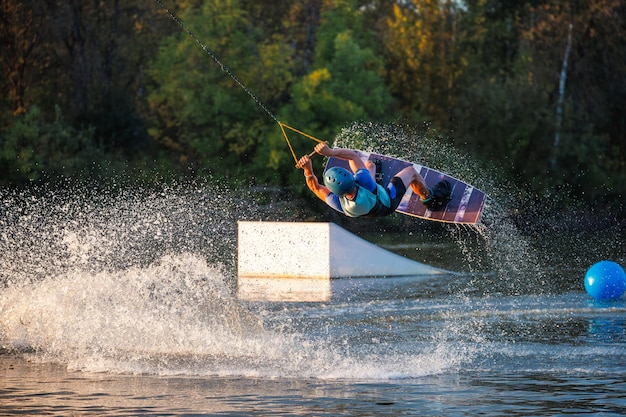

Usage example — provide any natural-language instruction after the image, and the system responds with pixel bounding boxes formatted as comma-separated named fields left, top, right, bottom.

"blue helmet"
left=323, top=167, right=355, bottom=196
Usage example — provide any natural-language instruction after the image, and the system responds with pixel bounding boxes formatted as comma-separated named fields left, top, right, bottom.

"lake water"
left=2, top=286, right=626, bottom=416
left=1, top=182, right=625, bottom=416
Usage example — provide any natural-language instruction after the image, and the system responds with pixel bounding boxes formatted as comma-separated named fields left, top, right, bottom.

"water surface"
left=1, top=173, right=625, bottom=416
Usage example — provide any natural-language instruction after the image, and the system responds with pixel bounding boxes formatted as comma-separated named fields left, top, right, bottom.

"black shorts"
left=388, top=176, right=407, bottom=211
left=365, top=177, right=407, bottom=218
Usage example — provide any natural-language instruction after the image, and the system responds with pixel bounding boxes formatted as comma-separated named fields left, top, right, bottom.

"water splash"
left=6, top=122, right=603, bottom=379
left=1, top=252, right=461, bottom=378
left=0, top=179, right=263, bottom=373
left=0, top=180, right=243, bottom=287
left=332, top=121, right=547, bottom=295
left=0, top=178, right=465, bottom=379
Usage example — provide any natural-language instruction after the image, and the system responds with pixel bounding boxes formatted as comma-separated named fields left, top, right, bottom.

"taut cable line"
left=154, top=0, right=325, bottom=166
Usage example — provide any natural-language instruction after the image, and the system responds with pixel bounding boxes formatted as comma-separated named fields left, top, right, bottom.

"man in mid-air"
left=298, top=142, right=451, bottom=218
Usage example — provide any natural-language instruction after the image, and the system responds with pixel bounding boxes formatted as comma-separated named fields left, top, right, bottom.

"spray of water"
left=0, top=179, right=264, bottom=372
left=331, top=122, right=626, bottom=368
left=333, top=122, right=547, bottom=294
left=4, top=122, right=610, bottom=379
left=0, top=177, right=463, bottom=379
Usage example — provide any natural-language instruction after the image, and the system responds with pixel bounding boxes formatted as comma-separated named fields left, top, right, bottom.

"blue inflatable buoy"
left=584, top=261, right=626, bottom=300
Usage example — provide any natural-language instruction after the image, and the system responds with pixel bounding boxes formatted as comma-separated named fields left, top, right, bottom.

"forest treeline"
left=1, top=0, right=624, bottom=204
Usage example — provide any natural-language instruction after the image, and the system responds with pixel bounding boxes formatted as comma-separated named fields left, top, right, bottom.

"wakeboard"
left=325, top=151, right=487, bottom=224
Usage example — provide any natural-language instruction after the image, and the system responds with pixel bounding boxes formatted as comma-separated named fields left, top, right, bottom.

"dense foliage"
left=1, top=0, right=624, bottom=204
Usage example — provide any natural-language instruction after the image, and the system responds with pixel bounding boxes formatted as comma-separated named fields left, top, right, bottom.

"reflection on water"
left=238, top=277, right=333, bottom=302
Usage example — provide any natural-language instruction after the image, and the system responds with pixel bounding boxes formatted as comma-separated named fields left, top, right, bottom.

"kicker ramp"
left=238, top=221, right=447, bottom=279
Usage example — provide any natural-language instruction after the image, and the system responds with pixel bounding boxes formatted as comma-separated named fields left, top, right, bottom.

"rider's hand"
left=314, top=142, right=332, bottom=156
left=298, top=155, right=312, bottom=173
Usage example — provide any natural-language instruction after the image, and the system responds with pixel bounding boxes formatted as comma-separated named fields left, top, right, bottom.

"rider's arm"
left=298, top=154, right=331, bottom=201
left=314, top=143, right=368, bottom=173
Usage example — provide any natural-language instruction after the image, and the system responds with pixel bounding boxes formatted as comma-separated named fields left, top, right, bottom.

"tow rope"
left=154, top=0, right=324, bottom=167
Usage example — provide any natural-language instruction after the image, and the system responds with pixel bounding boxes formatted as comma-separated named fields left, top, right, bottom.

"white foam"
left=0, top=183, right=468, bottom=380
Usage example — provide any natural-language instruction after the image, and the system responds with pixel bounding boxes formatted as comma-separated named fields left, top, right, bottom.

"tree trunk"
left=69, top=1, right=89, bottom=120
left=551, top=23, right=573, bottom=170
left=0, top=0, right=40, bottom=115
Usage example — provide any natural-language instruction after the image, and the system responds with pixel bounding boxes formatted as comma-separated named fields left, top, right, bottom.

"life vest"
left=339, top=183, right=391, bottom=218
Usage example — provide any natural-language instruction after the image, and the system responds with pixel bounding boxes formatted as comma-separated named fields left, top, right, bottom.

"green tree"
left=0, top=106, right=101, bottom=185
left=265, top=0, right=393, bottom=184
left=384, top=0, right=463, bottom=124
left=40, top=0, right=161, bottom=151
left=452, top=0, right=626, bottom=199
left=0, top=0, right=167, bottom=185
left=0, top=0, right=47, bottom=117
left=146, top=0, right=293, bottom=181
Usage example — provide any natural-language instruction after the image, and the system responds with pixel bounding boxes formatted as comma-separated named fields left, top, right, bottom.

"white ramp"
left=237, top=221, right=447, bottom=279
